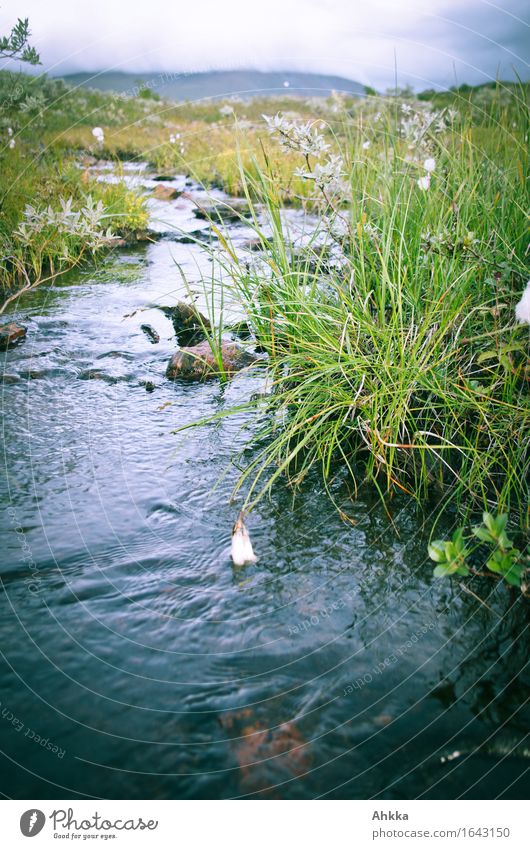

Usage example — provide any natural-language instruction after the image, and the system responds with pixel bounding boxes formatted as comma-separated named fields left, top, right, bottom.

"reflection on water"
left=1, top=172, right=529, bottom=799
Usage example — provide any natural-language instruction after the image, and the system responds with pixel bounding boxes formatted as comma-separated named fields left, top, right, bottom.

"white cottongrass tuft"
left=92, top=127, right=104, bottom=144
left=231, top=513, right=257, bottom=566
left=8, top=138, right=15, bottom=149
left=362, top=140, right=371, bottom=149
left=417, top=174, right=431, bottom=191
left=515, top=280, right=530, bottom=325
left=423, top=157, right=436, bottom=172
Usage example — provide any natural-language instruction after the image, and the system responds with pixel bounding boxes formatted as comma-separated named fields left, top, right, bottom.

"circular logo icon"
left=20, top=810, right=46, bottom=837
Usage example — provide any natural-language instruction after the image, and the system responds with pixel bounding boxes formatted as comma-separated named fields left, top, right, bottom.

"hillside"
left=58, top=68, right=366, bottom=100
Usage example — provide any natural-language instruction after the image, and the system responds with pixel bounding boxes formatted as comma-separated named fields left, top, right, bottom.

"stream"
left=1, top=165, right=529, bottom=799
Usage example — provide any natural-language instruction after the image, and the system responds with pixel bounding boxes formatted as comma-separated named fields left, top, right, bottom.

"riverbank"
left=1, top=71, right=529, bottom=583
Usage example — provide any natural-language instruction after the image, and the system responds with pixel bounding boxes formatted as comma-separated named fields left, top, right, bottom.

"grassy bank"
left=178, top=84, right=530, bottom=544
left=1, top=69, right=529, bottom=546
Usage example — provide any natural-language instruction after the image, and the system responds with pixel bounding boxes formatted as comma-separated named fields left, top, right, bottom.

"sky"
left=1, top=0, right=528, bottom=90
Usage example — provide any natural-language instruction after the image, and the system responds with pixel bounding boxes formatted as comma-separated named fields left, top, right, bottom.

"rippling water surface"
left=1, top=170, right=529, bottom=799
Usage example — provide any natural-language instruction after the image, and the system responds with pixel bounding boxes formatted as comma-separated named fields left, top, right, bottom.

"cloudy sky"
left=1, top=0, right=528, bottom=90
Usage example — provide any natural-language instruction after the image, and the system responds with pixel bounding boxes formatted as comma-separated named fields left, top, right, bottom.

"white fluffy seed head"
left=231, top=514, right=257, bottom=566
left=515, top=280, right=530, bottom=325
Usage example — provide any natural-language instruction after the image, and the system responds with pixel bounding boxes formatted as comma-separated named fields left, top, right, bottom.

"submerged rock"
left=140, top=324, right=160, bottom=344
left=172, top=229, right=215, bottom=245
left=193, top=199, right=254, bottom=223
left=151, top=184, right=181, bottom=201
left=166, top=340, right=257, bottom=381
left=0, top=322, right=27, bottom=349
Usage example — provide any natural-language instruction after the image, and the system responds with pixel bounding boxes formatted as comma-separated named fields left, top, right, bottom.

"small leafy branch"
left=0, top=18, right=40, bottom=65
left=428, top=512, right=527, bottom=590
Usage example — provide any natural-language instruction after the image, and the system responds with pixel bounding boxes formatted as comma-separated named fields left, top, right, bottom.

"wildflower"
left=169, top=133, right=180, bottom=143
left=7, top=127, right=13, bottom=136
left=362, top=140, right=371, bottom=149
left=219, top=104, right=234, bottom=117
left=14, top=195, right=114, bottom=251
left=263, top=113, right=330, bottom=157
left=515, top=280, right=530, bottom=325
left=8, top=138, right=15, bottom=149
left=399, top=103, right=455, bottom=153
left=294, top=154, right=347, bottom=196
left=417, top=175, right=430, bottom=191
left=92, top=126, right=104, bottom=144
left=423, top=157, right=436, bottom=172
left=231, top=513, right=257, bottom=566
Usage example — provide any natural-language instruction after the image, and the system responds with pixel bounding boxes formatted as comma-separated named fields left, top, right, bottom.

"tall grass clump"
left=194, top=86, right=530, bottom=524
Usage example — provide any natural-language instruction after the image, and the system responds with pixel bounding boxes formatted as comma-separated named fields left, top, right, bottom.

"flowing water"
left=1, top=168, right=529, bottom=799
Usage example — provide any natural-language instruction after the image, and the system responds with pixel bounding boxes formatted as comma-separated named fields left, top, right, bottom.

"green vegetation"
left=1, top=65, right=528, bottom=557
left=177, top=83, right=530, bottom=545
left=0, top=16, right=40, bottom=65
left=429, top=512, right=528, bottom=591
left=0, top=71, right=149, bottom=306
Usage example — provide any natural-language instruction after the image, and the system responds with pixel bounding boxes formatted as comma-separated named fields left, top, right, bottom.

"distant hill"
left=57, top=69, right=365, bottom=101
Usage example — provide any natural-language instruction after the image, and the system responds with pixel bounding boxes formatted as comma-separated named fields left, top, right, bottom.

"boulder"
left=158, top=301, right=211, bottom=345
left=166, top=340, right=257, bottom=381
left=0, top=322, right=27, bottom=350
left=151, top=184, right=181, bottom=201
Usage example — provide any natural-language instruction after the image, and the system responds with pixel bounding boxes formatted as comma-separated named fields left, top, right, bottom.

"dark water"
left=1, top=171, right=529, bottom=800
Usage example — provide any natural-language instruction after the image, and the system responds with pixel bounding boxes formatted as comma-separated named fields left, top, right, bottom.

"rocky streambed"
left=0, top=162, right=529, bottom=800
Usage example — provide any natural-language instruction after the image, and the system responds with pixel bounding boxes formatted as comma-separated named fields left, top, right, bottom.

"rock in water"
left=151, top=184, right=181, bottom=201
left=140, top=324, right=160, bottom=344
left=0, top=322, right=27, bottom=349
left=231, top=513, right=257, bottom=566
left=193, top=199, right=254, bottom=223
left=157, top=301, right=211, bottom=345
left=166, top=340, right=256, bottom=381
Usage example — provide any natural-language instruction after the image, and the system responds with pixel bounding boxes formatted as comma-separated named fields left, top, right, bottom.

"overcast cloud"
left=1, top=0, right=528, bottom=90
